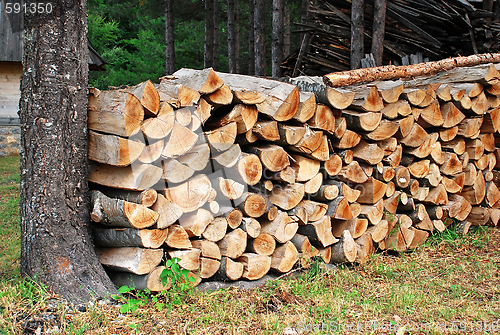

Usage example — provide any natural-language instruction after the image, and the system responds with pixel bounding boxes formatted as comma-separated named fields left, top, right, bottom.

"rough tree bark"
left=228, top=0, right=237, bottom=73
left=20, top=0, right=116, bottom=301
left=254, top=0, right=266, bottom=76
left=165, top=0, right=176, bottom=74
left=371, top=0, right=386, bottom=66
left=205, top=0, right=215, bottom=68
left=213, top=0, right=219, bottom=70
left=350, top=0, right=364, bottom=69
left=248, top=0, right=255, bottom=74
left=235, top=0, right=240, bottom=72
left=284, top=4, right=290, bottom=57
left=272, top=0, right=284, bottom=77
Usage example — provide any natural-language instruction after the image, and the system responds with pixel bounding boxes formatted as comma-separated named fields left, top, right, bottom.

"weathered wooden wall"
left=0, top=5, right=23, bottom=62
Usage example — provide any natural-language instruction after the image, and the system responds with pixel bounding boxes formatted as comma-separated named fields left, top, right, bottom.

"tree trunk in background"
left=235, top=0, right=241, bottom=72
left=20, top=0, right=116, bottom=301
left=165, top=0, right=176, bottom=74
left=248, top=0, right=255, bottom=75
left=254, top=0, right=266, bottom=76
left=350, top=0, right=364, bottom=69
left=371, top=0, right=386, bottom=67
left=213, top=0, right=219, bottom=70
left=205, top=0, right=214, bottom=68
left=301, top=0, right=309, bottom=43
left=228, top=0, right=237, bottom=73
left=272, top=0, right=284, bottom=77
left=284, top=4, right=291, bottom=58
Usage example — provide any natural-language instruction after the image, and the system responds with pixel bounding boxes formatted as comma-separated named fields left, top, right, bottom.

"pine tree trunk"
left=272, top=0, right=284, bottom=77
left=254, top=0, right=266, bottom=76
left=371, top=0, right=386, bottom=66
left=213, top=0, right=219, bottom=70
left=20, top=0, right=116, bottom=301
left=165, top=0, right=176, bottom=75
left=205, top=0, right=215, bottom=68
left=350, top=0, right=364, bottom=69
left=248, top=0, right=256, bottom=74
left=228, top=0, right=237, bottom=73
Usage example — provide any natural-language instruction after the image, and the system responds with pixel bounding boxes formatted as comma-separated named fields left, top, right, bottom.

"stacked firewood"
left=88, top=63, right=500, bottom=291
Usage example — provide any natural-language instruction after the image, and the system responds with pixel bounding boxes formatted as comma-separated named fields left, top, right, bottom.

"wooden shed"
left=0, top=11, right=106, bottom=125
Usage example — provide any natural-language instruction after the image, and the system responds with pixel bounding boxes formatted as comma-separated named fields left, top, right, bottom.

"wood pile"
left=88, top=62, right=500, bottom=291
left=283, top=0, right=500, bottom=76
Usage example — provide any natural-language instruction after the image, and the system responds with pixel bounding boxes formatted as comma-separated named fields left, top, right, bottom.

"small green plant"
left=160, top=257, right=196, bottom=291
left=112, top=285, right=148, bottom=314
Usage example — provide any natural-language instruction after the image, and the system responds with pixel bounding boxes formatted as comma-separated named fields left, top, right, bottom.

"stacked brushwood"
left=88, top=63, right=500, bottom=291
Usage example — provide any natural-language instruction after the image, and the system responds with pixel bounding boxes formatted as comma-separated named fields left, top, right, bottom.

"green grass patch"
left=0, top=156, right=20, bottom=279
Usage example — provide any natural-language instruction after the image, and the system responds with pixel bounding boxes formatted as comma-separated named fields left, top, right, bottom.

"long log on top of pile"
left=88, top=61, right=500, bottom=291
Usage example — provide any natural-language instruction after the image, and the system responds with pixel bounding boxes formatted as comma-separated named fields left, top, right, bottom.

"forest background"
left=87, top=0, right=304, bottom=89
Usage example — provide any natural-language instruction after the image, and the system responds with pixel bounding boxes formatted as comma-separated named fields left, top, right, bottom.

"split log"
left=93, top=228, right=168, bottom=249
left=269, top=183, right=305, bottom=211
left=176, top=143, right=210, bottom=172
left=141, top=103, right=175, bottom=139
left=408, top=160, right=430, bottom=179
left=394, top=115, right=415, bottom=138
left=383, top=144, right=403, bottom=168
left=170, top=68, right=224, bottom=94
left=88, top=90, right=144, bottom=137
left=422, top=184, right=448, bottom=205
left=211, top=144, right=242, bottom=170
left=360, top=119, right=400, bottom=141
left=330, top=130, right=361, bottom=149
left=304, top=172, right=323, bottom=194
left=294, top=92, right=316, bottom=123
left=246, top=144, right=290, bottom=172
left=89, top=162, right=163, bottom=191
left=252, top=121, right=280, bottom=142
left=162, top=123, right=198, bottom=158
left=350, top=87, right=384, bottom=112
left=202, top=217, right=228, bottom=242
left=290, top=127, right=324, bottom=154
left=237, top=253, right=272, bottom=280
left=359, top=200, right=384, bottom=225
left=366, top=220, right=389, bottom=243
left=337, top=161, right=368, bottom=184
left=165, top=224, right=192, bottom=249
left=290, top=155, right=320, bottom=182
left=168, top=249, right=200, bottom=271
left=382, top=100, right=411, bottom=119
left=235, top=153, right=263, bottom=186
left=218, top=228, right=248, bottom=259
left=96, top=247, right=163, bottom=275
left=440, top=152, right=463, bottom=176
left=156, top=81, right=200, bottom=107
left=89, top=131, right=144, bottom=166
left=218, top=72, right=300, bottom=121
left=277, top=124, right=306, bottom=146
left=151, top=194, right=183, bottom=229
left=356, top=177, right=387, bottom=204
left=324, top=154, right=343, bottom=177
left=294, top=200, right=325, bottom=222
left=440, top=126, right=459, bottom=142
left=90, top=190, right=158, bottom=229
left=271, top=242, right=299, bottom=273
left=285, top=76, right=355, bottom=109
left=331, top=218, right=368, bottom=239
left=327, top=196, right=353, bottom=220
left=398, top=123, right=427, bottom=147
left=408, top=229, right=429, bottom=249
left=164, top=174, right=212, bottom=213
left=205, top=122, right=238, bottom=152
left=213, top=257, right=244, bottom=281
left=214, top=104, right=259, bottom=134
left=330, top=230, right=357, bottom=263
left=240, top=217, right=261, bottom=238
left=355, top=231, right=375, bottom=264
left=99, top=188, right=157, bottom=208
left=247, top=233, right=276, bottom=256
left=191, top=240, right=221, bottom=260
left=206, top=84, right=233, bottom=107
left=161, top=159, right=194, bottom=184
left=108, top=266, right=170, bottom=292
left=394, top=166, right=411, bottom=189
left=352, top=141, right=384, bottom=165
left=178, top=208, right=213, bottom=237
left=460, top=171, right=486, bottom=205
left=297, top=216, right=337, bottom=248
left=138, top=140, right=165, bottom=164
left=343, top=110, right=382, bottom=132
left=259, top=211, right=298, bottom=243
left=308, top=104, right=336, bottom=134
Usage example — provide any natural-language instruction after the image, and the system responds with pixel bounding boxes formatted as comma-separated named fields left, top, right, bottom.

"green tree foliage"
left=87, top=0, right=302, bottom=89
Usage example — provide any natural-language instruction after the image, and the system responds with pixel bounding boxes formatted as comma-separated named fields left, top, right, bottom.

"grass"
left=0, top=155, right=499, bottom=334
